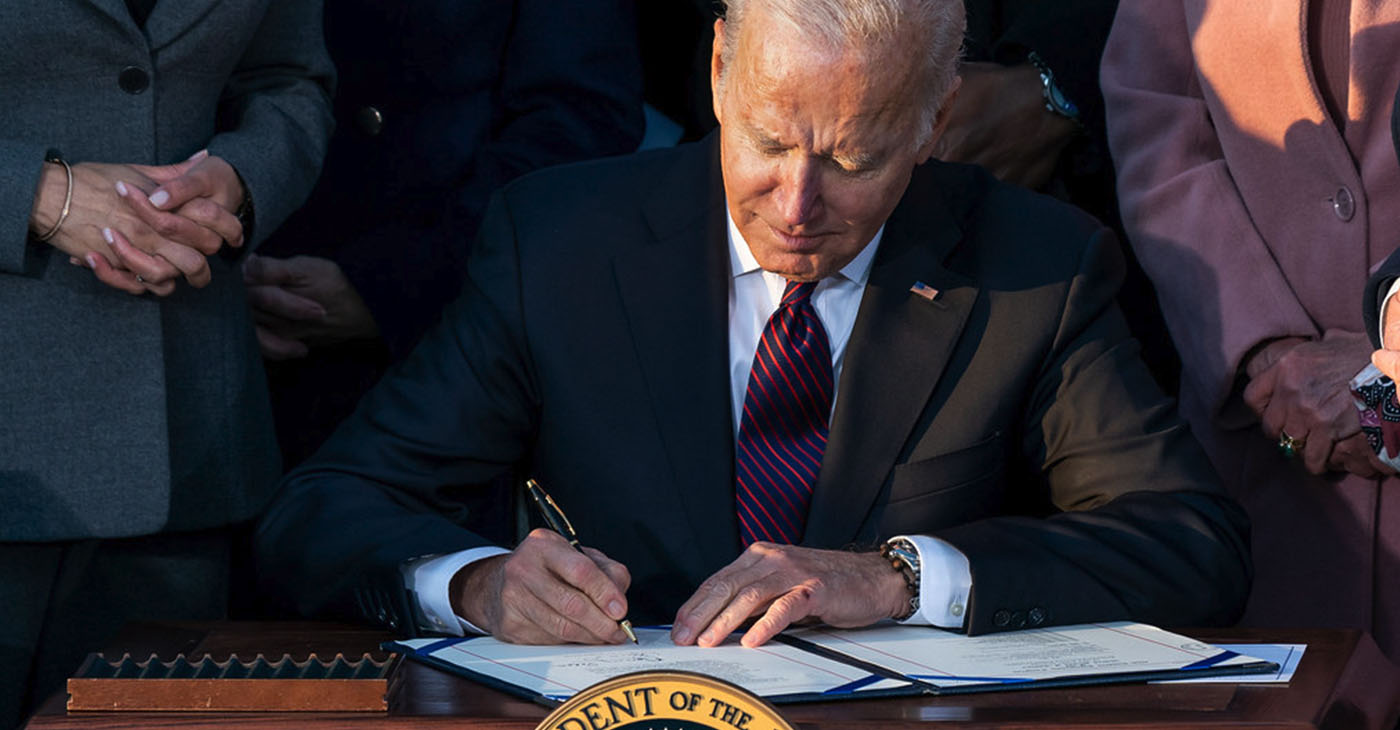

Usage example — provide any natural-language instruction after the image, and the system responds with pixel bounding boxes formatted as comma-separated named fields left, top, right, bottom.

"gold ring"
left=1278, top=431, right=1304, bottom=458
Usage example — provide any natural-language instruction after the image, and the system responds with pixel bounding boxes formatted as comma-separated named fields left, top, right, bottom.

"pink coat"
left=1103, top=0, right=1400, bottom=661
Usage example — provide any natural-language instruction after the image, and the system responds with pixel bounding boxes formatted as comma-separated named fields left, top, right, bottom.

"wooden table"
left=24, top=621, right=1400, bottom=729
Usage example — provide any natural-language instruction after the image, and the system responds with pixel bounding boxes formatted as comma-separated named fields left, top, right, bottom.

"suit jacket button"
left=118, top=66, right=149, bottom=94
left=993, top=610, right=1011, bottom=627
left=1028, top=607, right=1047, bottom=626
left=355, top=106, right=384, bottom=136
left=1011, top=611, right=1027, bottom=628
left=1333, top=186, right=1355, bottom=221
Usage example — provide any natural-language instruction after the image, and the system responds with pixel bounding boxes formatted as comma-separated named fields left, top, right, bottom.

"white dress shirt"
left=406, top=212, right=972, bottom=635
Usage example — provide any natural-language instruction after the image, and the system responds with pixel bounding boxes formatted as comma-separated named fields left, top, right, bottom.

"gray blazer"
left=0, top=0, right=334, bottom=541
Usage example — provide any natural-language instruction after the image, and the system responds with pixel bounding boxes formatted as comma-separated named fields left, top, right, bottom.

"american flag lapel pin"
left=910, top=281, right=939, bottom=301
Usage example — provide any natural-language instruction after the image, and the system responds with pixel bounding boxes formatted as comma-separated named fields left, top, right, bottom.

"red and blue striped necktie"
left=736, top=280, right=833, bottom=546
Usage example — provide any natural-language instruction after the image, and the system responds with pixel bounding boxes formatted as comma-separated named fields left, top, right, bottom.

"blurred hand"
left=932, top=62, right=1078, bottom=189
left=1242, top=332, right=1375, bottom=475
left=451, top=529, right=632, bottom=644
left=243, top=253, right=379, bottom=360
left=671, top=543, right=908, bottom=649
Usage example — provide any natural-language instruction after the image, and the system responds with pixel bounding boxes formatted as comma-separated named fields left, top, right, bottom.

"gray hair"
left=717, top=0, right=965, bottom=138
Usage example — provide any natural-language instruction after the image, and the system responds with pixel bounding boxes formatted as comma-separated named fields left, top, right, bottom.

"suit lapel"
left=143, top=0, right=222, bottom=51
left=613, top=137, right=740, bottom=575
left=86, top=0, right=140, bottom=29
left=803, top=164, right=978, bottom=548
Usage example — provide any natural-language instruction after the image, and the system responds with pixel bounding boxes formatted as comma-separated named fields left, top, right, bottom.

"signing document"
left=389, top=622, right=1278, bottom=704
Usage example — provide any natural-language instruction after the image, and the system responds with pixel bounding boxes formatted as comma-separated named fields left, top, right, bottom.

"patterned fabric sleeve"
left=1350, top=363, right=1400, bottom=468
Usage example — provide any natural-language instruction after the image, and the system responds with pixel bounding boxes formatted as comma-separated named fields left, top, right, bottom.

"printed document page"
left=786, top=621, right=1266, bottom=687
left=398, top=627, right=910, bottom=702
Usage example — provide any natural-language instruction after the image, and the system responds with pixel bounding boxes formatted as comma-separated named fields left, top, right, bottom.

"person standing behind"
left=0, top=2, right=333, bottom=726
left=1103, top=0, right=1400, bottom=661
left=245, top=0, right=645, bottom=469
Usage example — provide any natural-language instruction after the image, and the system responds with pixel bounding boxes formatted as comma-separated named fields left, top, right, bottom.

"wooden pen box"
left=67, top=652, right=402, bottom=712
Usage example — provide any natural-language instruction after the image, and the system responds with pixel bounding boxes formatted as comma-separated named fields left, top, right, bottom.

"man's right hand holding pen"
left=450, top=528, right=634, bottom=645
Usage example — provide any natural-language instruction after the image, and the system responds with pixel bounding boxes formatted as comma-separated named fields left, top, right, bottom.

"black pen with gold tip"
left=525, top=478, right=638, bottom=644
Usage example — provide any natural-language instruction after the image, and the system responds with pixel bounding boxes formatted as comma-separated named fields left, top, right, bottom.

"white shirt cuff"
left=403, top=546, right=510, bottom=635
left=1381, top=279, right=1400, bottom=348
left=891, top=534, right=972, bottom=629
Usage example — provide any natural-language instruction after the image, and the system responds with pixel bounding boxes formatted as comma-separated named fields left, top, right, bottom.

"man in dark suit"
left=244, top=0, right=644, bottom=469
left=256, top=0, right=1250, bottom=648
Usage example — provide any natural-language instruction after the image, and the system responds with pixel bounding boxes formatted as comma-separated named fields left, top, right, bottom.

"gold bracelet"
left=36, top=156, right=73, bottom=242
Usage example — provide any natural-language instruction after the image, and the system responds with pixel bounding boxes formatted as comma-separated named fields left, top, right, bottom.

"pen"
left=525, top=478, right=638, bottom=644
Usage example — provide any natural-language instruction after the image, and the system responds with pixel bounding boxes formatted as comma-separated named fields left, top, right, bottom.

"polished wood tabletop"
left=24, top=621, right=1400, bottom=729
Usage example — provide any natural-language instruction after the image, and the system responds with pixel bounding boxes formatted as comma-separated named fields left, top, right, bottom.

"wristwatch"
left=1028, top=51, right=1082, bottom=123
left=879, top=537, right=921, bottom=620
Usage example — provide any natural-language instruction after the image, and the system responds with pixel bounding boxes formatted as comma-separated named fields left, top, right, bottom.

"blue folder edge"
left=383, top=636, right=1280, bottom=706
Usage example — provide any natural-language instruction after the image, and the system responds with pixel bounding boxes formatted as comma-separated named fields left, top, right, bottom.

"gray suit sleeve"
left=0, top=140, right=51, bottom=275
left=206, top=0, right=335, bottom=248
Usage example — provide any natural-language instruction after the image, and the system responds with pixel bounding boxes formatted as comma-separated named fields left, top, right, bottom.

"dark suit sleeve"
left=254, top=190, right=539, bottom=631
left=937, top=229, right=1252, bottom=634
left=336, top=0, right=643, bottom=357
left=1365, top=249, right=1400, bottom=348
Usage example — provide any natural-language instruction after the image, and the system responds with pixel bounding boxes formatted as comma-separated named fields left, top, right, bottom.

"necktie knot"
left=781, top=280, right=819, bottom=307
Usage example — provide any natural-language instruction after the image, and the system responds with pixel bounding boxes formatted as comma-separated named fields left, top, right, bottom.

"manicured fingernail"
left=114, top=181, right=129, bottom=197
left=84, top=254, right=97, bottom=269
left=700, top=630, right=716, bottom=644
left=68, top=256, right=80, bottom=266
left=608, top=601, right=624, bottom=619
left=149, top=190, right=169, bottom=208
left=187, top=149, right=208, bottom=161
left=673, top=627, right=691, bottom=644
left=102, top=227, right=114, bottom=244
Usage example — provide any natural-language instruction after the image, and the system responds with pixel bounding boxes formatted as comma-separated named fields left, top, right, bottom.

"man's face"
left=711, top=9, right=949, bottom=281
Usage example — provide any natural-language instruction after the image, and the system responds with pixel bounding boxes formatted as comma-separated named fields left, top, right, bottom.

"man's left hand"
left=670, top=543, right=909, bottom=648
left=243, top=253, right=379, bottom=360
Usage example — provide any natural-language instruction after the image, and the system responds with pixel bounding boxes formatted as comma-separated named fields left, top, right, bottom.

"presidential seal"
left=536, top=671, right=796, bottom=730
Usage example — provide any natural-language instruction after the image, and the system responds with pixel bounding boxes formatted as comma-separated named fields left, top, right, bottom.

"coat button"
left=355, top=106, right=384, bottom=136
left=993, top=610, right=1011, bottom=627
left=1011, top=611, right=1027, bottom=628
left=1333, top=186, right=1355, bottom=221
left=118, top=66, right=149, bottom=94
left=1028, top=607, right=1047, bottom=626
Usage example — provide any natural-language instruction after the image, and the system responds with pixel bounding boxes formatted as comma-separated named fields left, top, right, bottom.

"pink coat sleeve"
left=1101, top=0, right=1316, bottom=418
